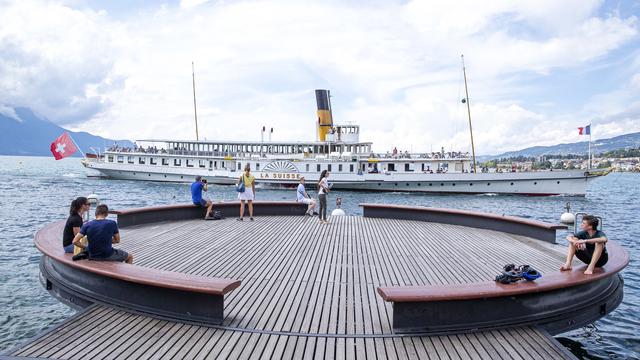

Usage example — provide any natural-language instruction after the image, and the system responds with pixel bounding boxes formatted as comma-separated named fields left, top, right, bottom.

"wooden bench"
left=378, top=240, right=629, bottom=334
left=111, top=201, right=307, bottom=228
left=35, top=220, right=241, bottom=325
left=361, top=203, right=567, bottom=243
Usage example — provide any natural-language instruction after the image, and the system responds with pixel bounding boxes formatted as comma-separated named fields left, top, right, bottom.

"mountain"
left=0, top=107, right=133, bottom=156
left=480, top=132, right=640, bottom=161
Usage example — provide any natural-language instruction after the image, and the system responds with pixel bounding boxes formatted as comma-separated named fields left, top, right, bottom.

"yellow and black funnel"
left=315, top=89, right=333, bottom=141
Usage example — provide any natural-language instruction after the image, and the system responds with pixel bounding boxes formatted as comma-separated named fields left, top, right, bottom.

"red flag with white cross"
left=50, top=132, right=78, bottom=160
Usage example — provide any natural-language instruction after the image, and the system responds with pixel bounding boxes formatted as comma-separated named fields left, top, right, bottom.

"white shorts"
left=298, top=198, right=315, bottom=205
left=238, top=187, right=254, bottom=201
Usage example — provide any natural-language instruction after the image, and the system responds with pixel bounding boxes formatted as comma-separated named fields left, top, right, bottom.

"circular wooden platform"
left=26, top=203, right=628, bottom=360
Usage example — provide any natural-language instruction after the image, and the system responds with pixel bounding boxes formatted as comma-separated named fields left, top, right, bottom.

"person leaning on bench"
left=72, top=204, right=133, bottom=264
left=561, top=215, right=607, bottom=275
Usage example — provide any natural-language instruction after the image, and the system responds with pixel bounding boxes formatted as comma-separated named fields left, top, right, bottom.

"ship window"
left=162, top=158, right=169, bottom=166
left=256, top=163, right=260, bottom=170
left=214, top=161, right=217, bottom=168
left=306, top=164, right=310, bottom=172
left=127, top=156, right=134, bottom=164
left=117, top=156, right=124, bottom=163
left=452, top=183, right=456, bottom=186
left=338, top=164, right=343, bottom=172
left=328, top=164, right=332, bottom=171
left=388, top=164, right=396, bottom=171
left=534, top=182, right=537, bottom=185
left=487, top=183, right=491, bottom=185
left=418, top=183, right=421, bottom=186
left=405, top=164, right=410, bottom=171
left=441, top=183, right=444, bottom=186
left=186, top=159, right=194, bottom=168
left=150, top=158, right=157, bottom=165
left=429, top=183, right=432, bottom=186
left=174, top=159, right=181, bottom=166
left=350, top=164, right=354, bottom=172
left=469, top=183, right=473, bottom=186
left=238, top=163, right=241, bottom=170
left=138, top=157, right=145, bottom=164
left=394, top=183, right=398, bottom=186
left=317, top=164, right=321, bottom=172
left=108, top=156, right=114, bottom=162
left=199, top=160, right=206, bottom=168
left=557, top=181, right=560, bottom=184
left=510, top=182, right=514, bottom=185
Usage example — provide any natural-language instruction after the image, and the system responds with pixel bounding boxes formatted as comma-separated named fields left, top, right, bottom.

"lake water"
left=0, top=155, right=638, bottom=359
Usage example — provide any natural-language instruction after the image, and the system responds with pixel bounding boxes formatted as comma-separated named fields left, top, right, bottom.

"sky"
left=0, top=0, right=639, bottom=155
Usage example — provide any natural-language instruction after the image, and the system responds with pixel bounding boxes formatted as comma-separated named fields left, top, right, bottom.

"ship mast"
left=192, top=61, right=200, bottom=141
left=461, top=55, right=477, bottom=173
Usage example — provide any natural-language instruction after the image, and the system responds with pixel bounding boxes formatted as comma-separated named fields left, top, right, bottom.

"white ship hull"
left=84, top=161, right=602, bottom=196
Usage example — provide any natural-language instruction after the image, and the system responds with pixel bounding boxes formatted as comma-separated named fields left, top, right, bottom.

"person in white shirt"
left=296, top=177, right=316, bottom=216
left=317, top=170, right=330, bottom=224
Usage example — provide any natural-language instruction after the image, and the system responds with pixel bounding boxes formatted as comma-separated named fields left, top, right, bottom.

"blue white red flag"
left=578, top=124, right=591, bottom=135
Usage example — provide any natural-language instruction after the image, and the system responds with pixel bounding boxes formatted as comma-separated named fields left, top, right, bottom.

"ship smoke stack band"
left=315, top=89, right=333, bottom=141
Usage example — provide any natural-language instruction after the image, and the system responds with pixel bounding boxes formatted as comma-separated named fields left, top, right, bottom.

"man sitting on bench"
left=72, top=204, right=133, bottom=264
left=561, top=215, right=607, bottom=275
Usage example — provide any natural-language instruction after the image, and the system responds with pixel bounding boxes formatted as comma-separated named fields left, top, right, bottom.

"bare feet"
left=584, top=269, right=594, bottom=275
left=560, top=264, right=572, bottom=271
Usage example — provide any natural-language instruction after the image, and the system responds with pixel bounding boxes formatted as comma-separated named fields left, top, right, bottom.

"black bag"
left=212, top=210, right=223, bottom=220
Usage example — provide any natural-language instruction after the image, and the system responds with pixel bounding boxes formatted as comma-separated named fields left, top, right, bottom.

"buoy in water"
left=560, top=202, right=575, bottom=224
left=331, top=208, right=346, bottom=216
left=87, top=194, right=99, bottom=205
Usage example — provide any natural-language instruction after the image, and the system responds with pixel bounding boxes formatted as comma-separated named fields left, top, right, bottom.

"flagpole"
left=67, top=132, right=86, bottom=158
left=588, top=123, right=592, bottom=170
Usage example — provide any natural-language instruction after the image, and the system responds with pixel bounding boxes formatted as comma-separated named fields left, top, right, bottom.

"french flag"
left=578, top=124, right=591, bottom=135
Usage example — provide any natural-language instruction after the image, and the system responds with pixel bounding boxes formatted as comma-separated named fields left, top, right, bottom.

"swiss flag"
left=50, top=132, right=78, bottom=160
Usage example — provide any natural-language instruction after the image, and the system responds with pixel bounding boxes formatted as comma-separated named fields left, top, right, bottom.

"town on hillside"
left=482, top=147, right=640, bottom=173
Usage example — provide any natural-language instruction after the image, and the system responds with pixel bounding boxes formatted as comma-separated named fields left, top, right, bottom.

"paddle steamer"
left=82, top=87, right=607, bottom=196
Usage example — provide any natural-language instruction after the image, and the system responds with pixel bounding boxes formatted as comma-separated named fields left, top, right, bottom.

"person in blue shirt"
left=561, top=215, right=608, bottom=275
left=296, top=177, right=316, bottom=216
left=192, top=176, right=214, bottom=219
left=72, top=204, right=132, bottom=263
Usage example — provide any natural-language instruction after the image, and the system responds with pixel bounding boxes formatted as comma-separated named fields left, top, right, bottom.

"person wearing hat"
left=296, top=176, right=316, bottom=216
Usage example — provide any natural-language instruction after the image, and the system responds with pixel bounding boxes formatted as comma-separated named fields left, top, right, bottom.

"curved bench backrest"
left=111, top=201, right=307, bottom=228
left=378, top=239, right=628, bottom=302
left=35, top=221, right=240, bottom=295
left=361, top=203, right=567, bottom=244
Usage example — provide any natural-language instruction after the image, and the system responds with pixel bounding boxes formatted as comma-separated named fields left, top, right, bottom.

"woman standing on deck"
left=237, top=164, right=256, bottom=221
left=318, top=170, right=330, bottom=224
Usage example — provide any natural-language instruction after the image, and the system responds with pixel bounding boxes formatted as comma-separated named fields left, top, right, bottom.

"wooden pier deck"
left=6, top=214, right=581, bottom=359
left=10, top=305, right=574, bottom=359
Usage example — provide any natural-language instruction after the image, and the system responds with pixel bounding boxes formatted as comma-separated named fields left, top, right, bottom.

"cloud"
left=0, top=104, right=21, bottom=122
left=1, top=0, right=638, bottom=155
left=0, top=1, right=126, bottom=124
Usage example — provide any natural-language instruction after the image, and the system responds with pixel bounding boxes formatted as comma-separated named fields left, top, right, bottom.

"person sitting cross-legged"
left=72, top=204, right=133, bottom=264
left=560, top=215, right=608, bottom=275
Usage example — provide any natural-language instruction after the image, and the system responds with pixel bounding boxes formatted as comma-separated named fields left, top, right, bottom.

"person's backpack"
left=212, top=210, right=223, bottom=220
